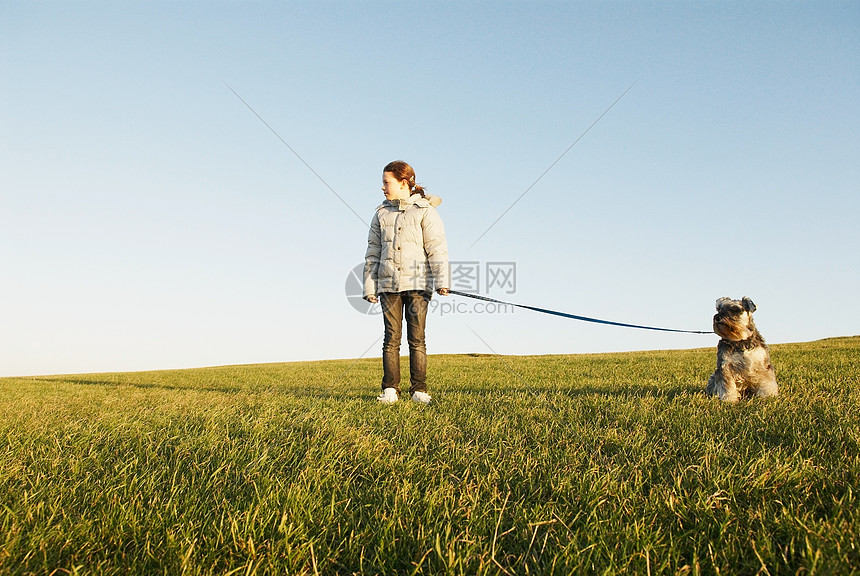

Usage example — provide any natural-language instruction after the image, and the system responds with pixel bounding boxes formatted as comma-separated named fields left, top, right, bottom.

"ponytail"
left=410, top=175, right=427, bottom=198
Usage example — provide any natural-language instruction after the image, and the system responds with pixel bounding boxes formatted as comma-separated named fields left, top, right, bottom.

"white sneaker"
left=377, top=388, right=399, bottom=404
left=411, top=391, right=432, bottom=404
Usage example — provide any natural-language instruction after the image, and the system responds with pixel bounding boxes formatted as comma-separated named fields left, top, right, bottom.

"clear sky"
left=2, top=1, right=858, bottom=377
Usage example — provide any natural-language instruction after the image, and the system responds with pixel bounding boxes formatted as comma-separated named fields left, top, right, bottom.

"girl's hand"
left=437, top=288, right=449, bottom=296
left=365, top=295, right=379, bottom=304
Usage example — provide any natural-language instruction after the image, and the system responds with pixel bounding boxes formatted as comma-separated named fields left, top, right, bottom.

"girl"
left=364, top=161, right=450, bottom=404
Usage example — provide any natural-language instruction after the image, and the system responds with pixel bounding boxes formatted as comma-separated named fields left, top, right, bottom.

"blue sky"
left=2, top=1, right=858, bottom=377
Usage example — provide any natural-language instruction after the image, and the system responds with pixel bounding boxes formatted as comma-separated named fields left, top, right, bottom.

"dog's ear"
left=715, top=297, right=732, bottom=310
left=741, top=297, right=757, bottom=313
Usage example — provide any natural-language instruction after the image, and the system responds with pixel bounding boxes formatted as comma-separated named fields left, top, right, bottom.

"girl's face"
left=382, top=171, right=410, bottom=201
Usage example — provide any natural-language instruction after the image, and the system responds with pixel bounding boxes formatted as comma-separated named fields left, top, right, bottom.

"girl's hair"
left=384, top=160, right=426, bottom=197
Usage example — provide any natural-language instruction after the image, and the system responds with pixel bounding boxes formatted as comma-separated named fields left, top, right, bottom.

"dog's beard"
left=714, top=317, right=754, bottom=341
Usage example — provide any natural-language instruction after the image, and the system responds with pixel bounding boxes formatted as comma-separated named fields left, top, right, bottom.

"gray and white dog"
left=706, top=297, right=778, bottom=403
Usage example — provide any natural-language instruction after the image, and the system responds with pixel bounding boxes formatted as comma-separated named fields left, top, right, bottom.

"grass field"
left=1, top=336, right=858, bottom=575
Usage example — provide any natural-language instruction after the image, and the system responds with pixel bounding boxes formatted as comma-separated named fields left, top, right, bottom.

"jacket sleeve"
left=363, top=211, right=381, bottom=297
left=422, top=207, right=450, bottom=290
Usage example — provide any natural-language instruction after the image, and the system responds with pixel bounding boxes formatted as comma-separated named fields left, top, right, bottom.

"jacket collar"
left=380, top=194, right=432, bottom=211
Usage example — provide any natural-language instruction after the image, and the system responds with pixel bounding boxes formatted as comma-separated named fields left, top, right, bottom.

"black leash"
left=448, top=290, right=713, bottom=335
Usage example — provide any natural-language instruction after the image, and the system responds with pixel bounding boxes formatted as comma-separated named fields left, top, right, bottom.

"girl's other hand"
left=365, top=295, right=379, bottom=304
left=437, top=288, right=449, bottom=296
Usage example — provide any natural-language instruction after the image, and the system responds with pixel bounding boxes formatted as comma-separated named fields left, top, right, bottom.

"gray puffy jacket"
left=364, top=194, right=450, bottom=297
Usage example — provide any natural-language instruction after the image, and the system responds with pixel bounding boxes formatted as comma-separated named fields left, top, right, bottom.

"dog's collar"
left=720, top=333, right=766, bottom=352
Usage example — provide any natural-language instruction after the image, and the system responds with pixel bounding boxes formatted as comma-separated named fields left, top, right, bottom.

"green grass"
left=1, top=336, right=859, bottom=575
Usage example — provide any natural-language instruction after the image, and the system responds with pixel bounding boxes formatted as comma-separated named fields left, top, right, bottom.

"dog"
left=706, top=297, right=778, bottom=403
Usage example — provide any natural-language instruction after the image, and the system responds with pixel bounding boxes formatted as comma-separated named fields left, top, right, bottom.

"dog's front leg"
left=706, top=371, right=720, bottom=397
left=707, top=369, right=740, bottom=403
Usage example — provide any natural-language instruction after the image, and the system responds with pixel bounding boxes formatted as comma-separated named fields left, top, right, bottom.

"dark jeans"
left=380, top=291, right=430, bottom=396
